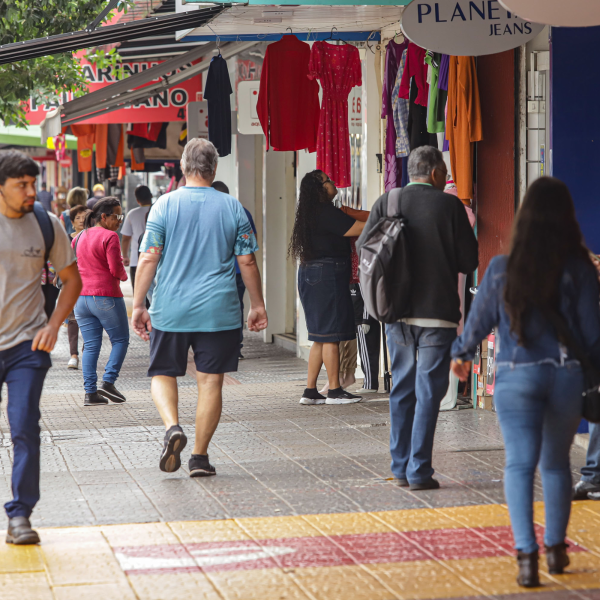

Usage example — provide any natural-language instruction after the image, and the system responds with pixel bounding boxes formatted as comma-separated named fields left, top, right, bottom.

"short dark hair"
left=211, top=181, right=229, bottom=194
left=135, top=185, right=152, bottom=204
left=84, top=196, right=121, bottom=229
left=69, top=205, right=88, bottom=221
left=0, top=150, right=39, bottom=185
left=41, top=182, right=47, bottom=189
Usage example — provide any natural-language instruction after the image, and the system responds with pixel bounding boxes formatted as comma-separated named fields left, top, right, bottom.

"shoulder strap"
left=387, top=187, right=403, bottom=218
left=33, top=201, right=55, bottom=263
left=73, top=230, right=84, bottom=258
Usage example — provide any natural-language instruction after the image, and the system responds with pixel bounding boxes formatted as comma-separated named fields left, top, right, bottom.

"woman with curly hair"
left=451, top=177, right=600, bottom=587
left=290, top=170, right=365, bottom=405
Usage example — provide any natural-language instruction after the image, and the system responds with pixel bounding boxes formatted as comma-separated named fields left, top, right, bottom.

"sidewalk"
left=0, top=326, right=598, bottom=599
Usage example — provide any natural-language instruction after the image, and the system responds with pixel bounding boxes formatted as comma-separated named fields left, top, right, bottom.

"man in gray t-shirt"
left=0, top=151, right=82, bottom=545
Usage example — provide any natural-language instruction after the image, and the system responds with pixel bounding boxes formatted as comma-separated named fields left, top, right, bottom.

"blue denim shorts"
left=298, top=258, right=356, bottom=344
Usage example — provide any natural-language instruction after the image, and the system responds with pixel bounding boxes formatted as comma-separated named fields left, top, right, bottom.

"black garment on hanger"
left=127, top=123, right=168, bottom=150
left=407, top=77, right=438, bottom=151
left=204, top=55, right=233, bottom=157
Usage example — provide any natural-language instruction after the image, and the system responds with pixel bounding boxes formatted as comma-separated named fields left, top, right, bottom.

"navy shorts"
left=148, top=328, right=241, bottom=377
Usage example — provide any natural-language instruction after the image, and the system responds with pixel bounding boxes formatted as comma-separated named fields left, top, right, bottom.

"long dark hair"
left=504, top=177, right=592, bottom=346
left=84, top=197, right=121, bottom=229
left=288, top=170, right=329, bottom=263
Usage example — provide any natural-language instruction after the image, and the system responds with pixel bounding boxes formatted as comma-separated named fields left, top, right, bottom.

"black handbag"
left=547, top=311, right=600, bottom=423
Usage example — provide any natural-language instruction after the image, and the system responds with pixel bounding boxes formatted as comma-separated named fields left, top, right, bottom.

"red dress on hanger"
left=308, top=41, right=362, bottom=189
left=257, top=35, right=320, bottom=152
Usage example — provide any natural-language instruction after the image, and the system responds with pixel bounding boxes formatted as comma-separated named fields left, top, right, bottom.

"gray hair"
left=181, top=138, right=219, bottom=179
left=407, top=146, right=445, bottom=180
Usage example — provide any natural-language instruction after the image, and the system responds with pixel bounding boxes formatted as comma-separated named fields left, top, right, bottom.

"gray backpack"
left=358, top=188, right=411, bottom=323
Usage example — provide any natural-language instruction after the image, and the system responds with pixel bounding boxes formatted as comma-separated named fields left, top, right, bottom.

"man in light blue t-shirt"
left=132, top=138, right=268, bottom=478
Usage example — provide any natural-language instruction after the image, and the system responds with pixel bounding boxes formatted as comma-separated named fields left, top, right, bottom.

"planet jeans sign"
left=498, top=0, right=600, bottom=27
left=401, top=0, right=544, bottom=56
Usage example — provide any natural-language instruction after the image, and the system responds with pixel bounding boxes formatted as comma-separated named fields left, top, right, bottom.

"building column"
left=262, top=146, right=295, bottom=343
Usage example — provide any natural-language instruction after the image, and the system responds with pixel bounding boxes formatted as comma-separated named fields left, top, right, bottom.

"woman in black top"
left=289, top=170, right=366, bottom=405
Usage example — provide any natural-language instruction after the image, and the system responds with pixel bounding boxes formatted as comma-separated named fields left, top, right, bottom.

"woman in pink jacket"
left=73, top=197, right=129, bottom=406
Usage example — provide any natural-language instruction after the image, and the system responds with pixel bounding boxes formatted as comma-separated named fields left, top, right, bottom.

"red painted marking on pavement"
left=113, top=525, right=587, bottom=575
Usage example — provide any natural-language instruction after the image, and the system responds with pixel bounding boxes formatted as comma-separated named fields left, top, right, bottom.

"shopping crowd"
left=1, top=140, right=599, bottom=594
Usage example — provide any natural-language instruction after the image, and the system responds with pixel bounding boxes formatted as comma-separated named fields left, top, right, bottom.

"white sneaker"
left=67, top=357, right=79, bottom=370
left=325, top=389, right=363, bottom=404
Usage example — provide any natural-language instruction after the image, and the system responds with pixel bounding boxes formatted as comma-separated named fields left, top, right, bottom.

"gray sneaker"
left=573, top=480, right=600, bottom=500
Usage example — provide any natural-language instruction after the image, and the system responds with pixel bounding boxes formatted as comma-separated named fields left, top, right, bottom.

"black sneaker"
left=573, top=480, right=600, bottom=500
left=238, top=352, right=245, bottom=360
left=84, top=392, right=108, bottom=406
left=97, top=381, right=126, bottom=403
left=410, top=478, right=440, bottom=491
left=160, top=425, right=187, bottom=473
left=326, top=387, right=362, bottom=404
left=189, top=454, right=216, bottom=477
left=300, top=387, right=326, bottom=405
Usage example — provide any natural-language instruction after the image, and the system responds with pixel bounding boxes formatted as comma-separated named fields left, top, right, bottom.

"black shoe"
left=326, top=388, right=362, bottom=404
left=84, top=392, right=108, bottom=406
left=393, top=478, right=409, bottom=487
left=238, top=352, right=245, bottom=360
left=573, top=480, right=600, bottom=500
left=410, top=478, right=440, bottom=491
left=300, top=388, right=326, bottom=405
left=97, top=381, right=126, bottom=403
left=160, top=425, right=187, bottom=473
left=6, top=517, right=40, bottom=545
left=545, top=542, right=570, bottom=574
left=189, top=454, right=216, bottom=477
left=517, top=550, right=540, bottom=587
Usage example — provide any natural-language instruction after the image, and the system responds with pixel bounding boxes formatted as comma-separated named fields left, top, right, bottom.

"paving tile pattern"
left=0, top=327, right=589, bottom=528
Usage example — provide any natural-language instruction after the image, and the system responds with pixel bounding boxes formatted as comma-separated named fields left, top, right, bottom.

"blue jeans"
left=0, top=341, right=51, bottom=518
left=494, top=363, right=584, bottom=553
left=386, top=323, right=456, bottom=483
left=581, top=422, right=600, bottom=485
left=75, top=296, right=130, bottom=393
left=236, top=273, right=245, bottom=350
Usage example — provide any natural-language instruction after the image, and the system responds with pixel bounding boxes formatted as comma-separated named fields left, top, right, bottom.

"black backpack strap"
left=33, top=202, right=55, bottom=279
left=387, top=187, right=403, bottom=218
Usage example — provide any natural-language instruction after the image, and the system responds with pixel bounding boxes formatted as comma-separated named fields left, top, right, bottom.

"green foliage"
left=0, top=0, right=133, bottom=128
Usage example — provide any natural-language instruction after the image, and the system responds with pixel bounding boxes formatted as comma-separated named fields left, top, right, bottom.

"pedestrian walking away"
left=65, top=204, right=88, bottom=370
left=357, top=146, right=478, bottom=491
left=73, top=197, right=130, bottom=407
left=290, top=170, right=366, bottom=406
left=132, top=138, right=268, bottom=478
left=211, top=180, right=258, bottom=360
left=0, top=150, right=81, bottom=545
left=451, top=176, right=600, bottom=587
left=121, top=184, right=152, bottom=292
left=36, top=182, right=54, bottom=214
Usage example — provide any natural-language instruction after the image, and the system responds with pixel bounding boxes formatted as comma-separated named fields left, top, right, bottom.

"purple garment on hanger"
left=382, top=38, right=408, bottom=191
left=438, top=54, right=450, bottom=91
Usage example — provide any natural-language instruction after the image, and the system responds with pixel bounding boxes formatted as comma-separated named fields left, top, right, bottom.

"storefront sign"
left=499, top=0, right=600, bottom=27
left=25, top=59, right=203, bottom=126
left=401, top=0, right=544, bottom=56
left=237, top=81, right=262, bottom=135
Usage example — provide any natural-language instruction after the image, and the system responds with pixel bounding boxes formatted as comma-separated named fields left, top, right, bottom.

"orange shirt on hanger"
left=446, top=56, right=483, bottom=201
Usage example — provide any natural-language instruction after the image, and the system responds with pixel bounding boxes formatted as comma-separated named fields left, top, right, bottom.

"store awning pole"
left=63, top=41, right=219, bottom=116
left=0, top=6, right=228, bottom=65
left=61, top=40, right=260, bottom=125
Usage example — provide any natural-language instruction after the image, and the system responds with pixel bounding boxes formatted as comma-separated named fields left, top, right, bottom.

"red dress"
left=308, top=42, right=362, bottom=189
left=257, top=35, right=320, bottom=152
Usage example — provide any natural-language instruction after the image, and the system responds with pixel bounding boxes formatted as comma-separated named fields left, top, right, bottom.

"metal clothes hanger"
left=324, top=26, right=350, bottom=45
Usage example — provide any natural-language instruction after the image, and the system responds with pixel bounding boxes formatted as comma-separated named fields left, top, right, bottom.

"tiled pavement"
left=0, top=327, right=598, bottom=599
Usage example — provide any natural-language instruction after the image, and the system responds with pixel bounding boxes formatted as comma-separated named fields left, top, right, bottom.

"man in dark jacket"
left=357, top=145, right=478, bottom=490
